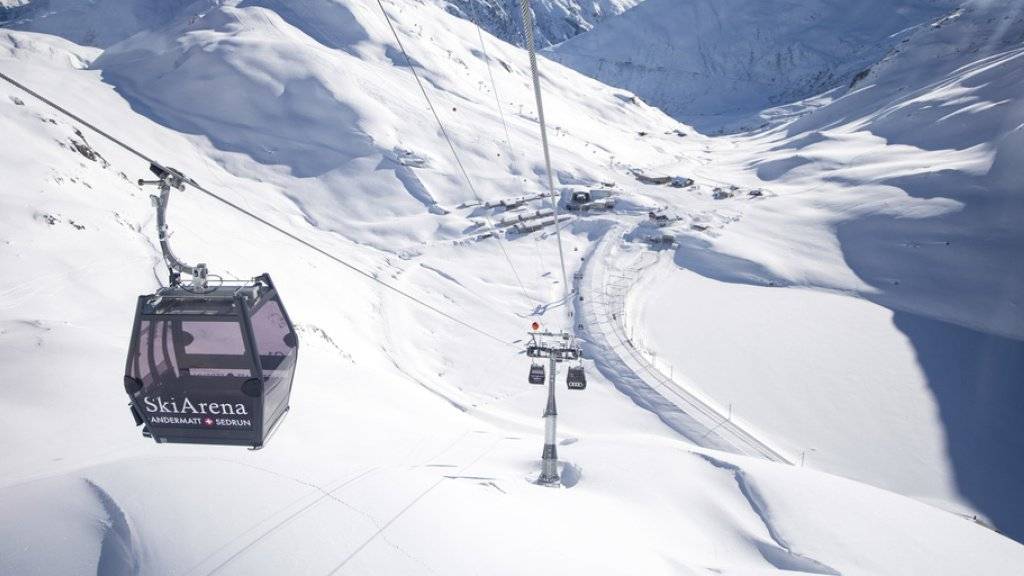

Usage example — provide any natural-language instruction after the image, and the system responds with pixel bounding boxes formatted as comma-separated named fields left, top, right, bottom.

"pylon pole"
left=539, top=352, right=559, bottom=485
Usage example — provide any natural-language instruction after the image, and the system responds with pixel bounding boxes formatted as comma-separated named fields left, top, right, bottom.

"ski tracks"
left=187, top=430, right=500, bottom=576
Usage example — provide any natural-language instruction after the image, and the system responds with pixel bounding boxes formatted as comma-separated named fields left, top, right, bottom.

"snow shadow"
left=891, top=311, right=1024, bottom=542
left=560, top=462, right=582, bottom=488
left=850, top=51, right=1024, bottom=153
left=700, top=455, right=839, bottom=575
left=768, top=131, right=828, bottom=152
left=88, top=1, right=381, bottom=178
left=96, top=67, right=375, bottom=178
left=835, top=131, right=1024, bottom=541
left=755, top=155, right=813, bottom=181
left=671, top=235, right=788, bottom=288
left=87, top=479, right=141, bottom=576
left=375, top=156, right=446, bottom=214
left=672, top=151, right=1024, bottom=539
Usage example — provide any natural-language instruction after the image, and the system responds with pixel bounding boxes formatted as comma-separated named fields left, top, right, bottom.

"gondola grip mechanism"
left=138, top=163, right=209, bottom=289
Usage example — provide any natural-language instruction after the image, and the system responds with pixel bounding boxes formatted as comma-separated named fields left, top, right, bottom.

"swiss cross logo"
left=203, top=417, right=215, bottom=427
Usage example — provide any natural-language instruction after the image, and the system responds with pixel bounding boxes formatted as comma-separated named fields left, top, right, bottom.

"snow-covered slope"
left=627, top=0, right=1024, bottom=542
left=551, top=0, right=958, bottom=131
left=74, top=0, right=690, bottom=251
left=1, top=0, right=1023, bottom=573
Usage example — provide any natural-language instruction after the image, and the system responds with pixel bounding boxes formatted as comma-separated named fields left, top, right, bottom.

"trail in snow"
left=195, top=466, right=381, bottom=576
left=324, top=434, right=505, bottom=574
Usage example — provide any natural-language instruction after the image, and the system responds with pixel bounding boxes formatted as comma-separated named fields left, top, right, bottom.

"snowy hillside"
left=1, top=0, right=1023, bottom=574
left=623, top=0, right=1024, bottom=542
left=551, top=0, right=959, bottom=131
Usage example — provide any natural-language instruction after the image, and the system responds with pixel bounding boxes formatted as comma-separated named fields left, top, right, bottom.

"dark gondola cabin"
left=566, top=366, right=587, bottom=390
left=123, top=274, right=297, bottom=449
left=528, top=363, right=546, bottom=385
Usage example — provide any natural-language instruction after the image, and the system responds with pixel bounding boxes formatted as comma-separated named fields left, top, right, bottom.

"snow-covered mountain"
left=551, top=0, right=960, bottom=130
left=1, top=0, right=1023, bottom=573
left=441, top=0, right=643, bottom=47
left=0, top=0, right=644, bottom=49
left=0, top=0, right=200, bottom=47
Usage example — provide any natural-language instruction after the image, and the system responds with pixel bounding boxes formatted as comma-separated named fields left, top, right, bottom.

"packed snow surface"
left=1, top=0, right=1022, bottom=574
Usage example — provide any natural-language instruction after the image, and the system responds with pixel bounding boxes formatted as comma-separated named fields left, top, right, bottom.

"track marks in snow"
left=324, top=436, right=505, bottom=575
left=85, top=479, right=141, bottom=576
left=0, top=256, right=139, bottom=312
left=698, top=455, right=839, bottom=576
left=197, top=466, right=381, bottom=576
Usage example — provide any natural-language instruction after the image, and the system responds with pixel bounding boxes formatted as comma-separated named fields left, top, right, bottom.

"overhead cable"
left=0, top=69, right=514, bottom=346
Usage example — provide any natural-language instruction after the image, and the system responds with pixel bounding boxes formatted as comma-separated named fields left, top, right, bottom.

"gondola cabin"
left=123, top=274, right=297, bottom=449
left=528, top=363, right=546, bottom=385
left=566, top=366, right=587, bottom=390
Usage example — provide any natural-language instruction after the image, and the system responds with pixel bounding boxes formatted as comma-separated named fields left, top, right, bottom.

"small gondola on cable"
left=528, top=362, right=546, bottom=385
left=122, top=163, right=298, bottom=449
left=566, top=363, right=587, bottom=390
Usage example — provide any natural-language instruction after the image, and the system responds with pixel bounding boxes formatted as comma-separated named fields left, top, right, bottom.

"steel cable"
left=374, top=0, right=533, bottom=305
left=0, top=69, right=514, bottom=346
left=516, top=0, right=573, bottom=328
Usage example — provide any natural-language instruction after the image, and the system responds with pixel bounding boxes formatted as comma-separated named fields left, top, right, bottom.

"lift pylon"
left=526, top=326, right=585, bottom=485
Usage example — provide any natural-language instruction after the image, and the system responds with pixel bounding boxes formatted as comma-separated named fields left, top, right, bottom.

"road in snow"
left=577, top=224, right=790, bottom=463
